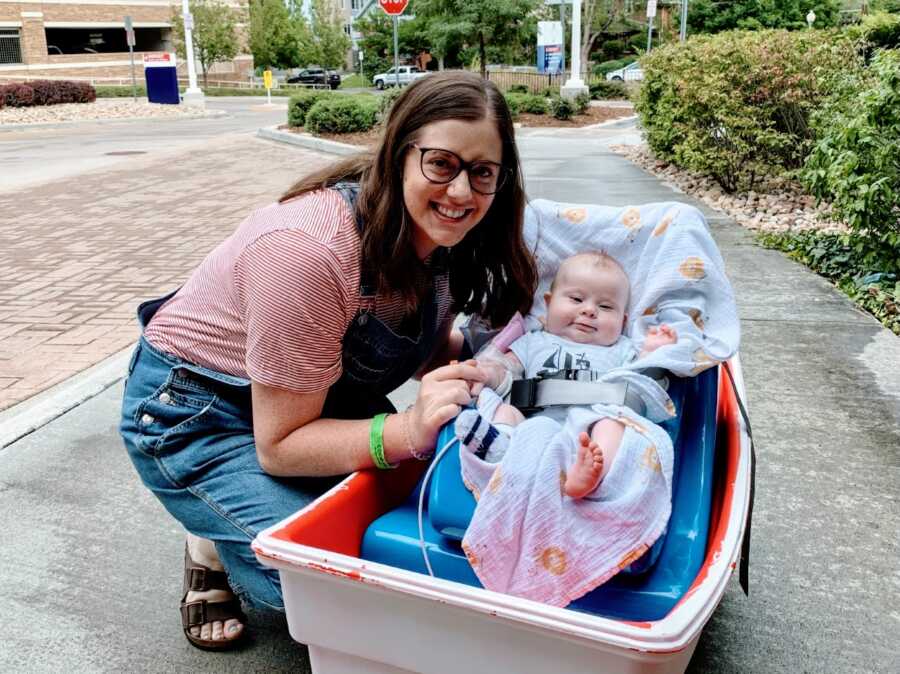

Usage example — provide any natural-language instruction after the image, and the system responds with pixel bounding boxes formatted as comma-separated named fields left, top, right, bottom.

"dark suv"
left=287, top=67, right=341, bottom=89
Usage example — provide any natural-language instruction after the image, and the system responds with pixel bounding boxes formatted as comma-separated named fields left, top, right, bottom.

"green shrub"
left=377, top=86, right=404, bottom=119
left=503, top=92, right=525, bottom=116
left=548, top=96, right=575, bottom=120
left=574, top=92, right=591, bottom=114
left=508, top=83, right=529, bottom=94
left=589, top=80, right=628, bottom=100
left=520, top=94, right=548, bottom=115
left=845, top=11, right=900, bottom=58
left=601, top=39, right=626, bottom=60
left=305, top=96, right=378, bottom=134
left=801, top=49, right=900, bottom=276
left=287, top=89, right=333, bottom=127
left=636, top=29, right=858, bottom=193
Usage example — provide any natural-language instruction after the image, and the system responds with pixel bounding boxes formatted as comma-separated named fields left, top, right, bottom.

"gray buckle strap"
left=510, top=377, right=646, bottom=416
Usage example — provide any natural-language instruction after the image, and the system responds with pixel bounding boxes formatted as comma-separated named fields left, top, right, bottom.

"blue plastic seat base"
left=361, top=368, right=718, bottom=622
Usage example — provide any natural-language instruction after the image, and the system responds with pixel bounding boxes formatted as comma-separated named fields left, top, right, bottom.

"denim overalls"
left=119, top=184, right=445, bottom=610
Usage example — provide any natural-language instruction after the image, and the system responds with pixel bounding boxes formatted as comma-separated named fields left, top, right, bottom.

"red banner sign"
left=379, top=0, right=408, bottom=16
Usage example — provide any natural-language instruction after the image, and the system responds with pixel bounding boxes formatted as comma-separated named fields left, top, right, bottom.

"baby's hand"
left=643, top=324, right=678, bottom=352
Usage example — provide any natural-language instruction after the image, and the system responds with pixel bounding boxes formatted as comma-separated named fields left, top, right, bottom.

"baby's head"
left=543, top=251, right=630, bottom=346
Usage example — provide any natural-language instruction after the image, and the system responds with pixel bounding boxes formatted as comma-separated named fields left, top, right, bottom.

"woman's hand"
left=406, top=360, right=487, bottom=453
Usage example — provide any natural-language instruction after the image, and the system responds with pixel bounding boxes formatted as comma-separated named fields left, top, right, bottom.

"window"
left=44, top=27, right=168, bottom=55
left=0, top=29, right=23, bottom=64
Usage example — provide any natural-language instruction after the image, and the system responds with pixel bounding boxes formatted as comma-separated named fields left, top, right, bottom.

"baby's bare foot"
left=564, top=432, right=604, bottom=499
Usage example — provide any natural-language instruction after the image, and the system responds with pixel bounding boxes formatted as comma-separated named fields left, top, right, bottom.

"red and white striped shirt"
left=145, top=189, right=452, bottom=393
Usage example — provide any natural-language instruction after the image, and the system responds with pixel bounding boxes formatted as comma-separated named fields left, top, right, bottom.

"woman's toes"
left=225, top=619, right=243, bottom=639
left=200, top=621, right=212, bottom=641
left=190, top=626, right=201, bottom=638
left=211, top=620, right=225, bottom=641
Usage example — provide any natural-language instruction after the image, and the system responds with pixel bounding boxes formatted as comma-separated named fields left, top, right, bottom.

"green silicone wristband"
left=369, top=413, right=396, bottom=470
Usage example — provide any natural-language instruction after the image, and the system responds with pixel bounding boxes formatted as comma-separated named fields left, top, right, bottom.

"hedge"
left=304, top=96, right=378, bottom=134
left=0, top=80, right=95, bottom=108
left=801, top=49, right=900, bottom=276
left=287, top=89, right=334, bottom=127
left=635, top=29, right=858, bottom=193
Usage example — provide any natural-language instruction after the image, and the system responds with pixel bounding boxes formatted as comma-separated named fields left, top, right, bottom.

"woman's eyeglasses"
left=412, top=144, right=510, bottom=195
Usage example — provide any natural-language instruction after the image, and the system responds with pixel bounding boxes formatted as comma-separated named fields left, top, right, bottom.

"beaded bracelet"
left=402, top=408, right=433, bottom=461
left=369, top=413, right=396, bottom=470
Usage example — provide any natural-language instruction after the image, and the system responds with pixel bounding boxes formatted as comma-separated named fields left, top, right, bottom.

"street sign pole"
left=124, top=15, right=136, bottom=102
left=393, top=16, right=399, bottom=87
left=378, top=0, right=407, bottom=87
left=647, top=0, right=657, bottom=53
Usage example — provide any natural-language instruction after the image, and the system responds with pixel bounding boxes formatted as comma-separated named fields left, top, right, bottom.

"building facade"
left=0, top=0, right=252, bottom=82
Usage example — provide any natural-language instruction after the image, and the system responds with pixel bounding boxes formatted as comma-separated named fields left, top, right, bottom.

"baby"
left=459, top=251, right=677, bottom=499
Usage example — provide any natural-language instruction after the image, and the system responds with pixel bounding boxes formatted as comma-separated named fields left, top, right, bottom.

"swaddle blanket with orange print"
left=460, top=402, right=673, bottom=607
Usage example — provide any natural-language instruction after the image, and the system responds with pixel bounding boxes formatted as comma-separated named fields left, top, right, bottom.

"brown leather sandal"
left=180, top=544, right=247, bottom=651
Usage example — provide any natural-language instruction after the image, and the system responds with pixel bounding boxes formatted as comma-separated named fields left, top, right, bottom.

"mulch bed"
left=516, top=105, right=633, bottom=128
left=279, top=105, right=634, bottom=148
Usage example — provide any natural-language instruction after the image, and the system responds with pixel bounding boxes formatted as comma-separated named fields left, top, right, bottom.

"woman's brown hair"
left=280, top=71, right=537, bottom=326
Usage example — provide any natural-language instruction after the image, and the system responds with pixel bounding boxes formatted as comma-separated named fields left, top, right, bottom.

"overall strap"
left=332, top=181, right=377, bottom=298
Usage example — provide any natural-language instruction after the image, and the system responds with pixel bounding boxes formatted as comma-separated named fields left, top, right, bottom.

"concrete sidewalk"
left=1, top=126, right=898, bottom=673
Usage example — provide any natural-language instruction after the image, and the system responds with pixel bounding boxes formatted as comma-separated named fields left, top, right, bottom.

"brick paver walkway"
left=0, top=132, right=331, bottom=410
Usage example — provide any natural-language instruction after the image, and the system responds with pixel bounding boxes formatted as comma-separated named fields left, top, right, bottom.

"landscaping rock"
left=0, top=99, right=213, bottom=126
left=612, top=144, right=847, bottom=235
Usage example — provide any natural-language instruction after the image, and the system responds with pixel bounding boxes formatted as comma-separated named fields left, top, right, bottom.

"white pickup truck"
left=372, top=65, right=428, bottom=89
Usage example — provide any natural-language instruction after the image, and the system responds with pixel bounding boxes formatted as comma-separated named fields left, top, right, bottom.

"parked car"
left=287, top=67, right=341, bottom=89
left=372, top=65, right=428, bottom=89
left=605, top=61, right=643, bottom=82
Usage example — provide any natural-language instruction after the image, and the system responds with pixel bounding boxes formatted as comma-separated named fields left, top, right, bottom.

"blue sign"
left=538, top=44, right=564, bottom=74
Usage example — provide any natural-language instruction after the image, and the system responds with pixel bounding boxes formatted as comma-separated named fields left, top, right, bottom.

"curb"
left=584, top=114, right=638, bottom=129
left=0, top=108, right=228, bottom=132
left=0, top=345, right=132, bottom=450
left=256, top=125, right=362, bottom=155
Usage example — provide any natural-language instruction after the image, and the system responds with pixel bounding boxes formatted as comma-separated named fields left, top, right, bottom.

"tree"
left=248, top=0, right=302, bottom=70
left=580, top=1, right=629, bottom=69
left=171, top=0, right=241, bottom=87
left=687, top=0, right=842, bottom=34
left=416, top=0, right=540, bottom=77
left=356, top=9, right=431, bottom=77
left=309, top=0, right=352, bottom=70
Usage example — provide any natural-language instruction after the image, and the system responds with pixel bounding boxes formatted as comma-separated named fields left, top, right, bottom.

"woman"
left=119, top=71, right=537, bottom=650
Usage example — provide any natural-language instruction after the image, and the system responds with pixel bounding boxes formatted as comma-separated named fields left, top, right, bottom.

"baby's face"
left=544, top=260, right=629, bottom=346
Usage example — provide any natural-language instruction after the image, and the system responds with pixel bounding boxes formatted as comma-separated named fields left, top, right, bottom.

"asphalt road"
left=0, top=97, right=288, bottom=193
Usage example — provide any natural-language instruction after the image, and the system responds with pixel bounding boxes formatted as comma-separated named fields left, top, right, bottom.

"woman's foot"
left=564, top=432, right=604, bottom=499
left=182, top=534, right=245, bottom=649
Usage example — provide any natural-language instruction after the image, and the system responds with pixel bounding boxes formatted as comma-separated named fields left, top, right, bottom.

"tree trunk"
left=479, top=32, right=486, bottom=79
left=438, top=55, right=445, bottom=70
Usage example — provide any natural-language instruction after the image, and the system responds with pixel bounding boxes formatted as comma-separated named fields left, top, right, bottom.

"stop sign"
left=379, top=0, right=408, bottom=16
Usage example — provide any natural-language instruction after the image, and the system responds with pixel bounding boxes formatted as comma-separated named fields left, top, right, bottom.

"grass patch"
left=758, top=230, right=899, bottom=335
left=339, top=74, right=369, bottom=89
left=94, top=85, right=295, bottom=99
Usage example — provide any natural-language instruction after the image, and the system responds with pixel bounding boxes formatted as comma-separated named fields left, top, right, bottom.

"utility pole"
left=679, top=0, right=689, bottom=42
